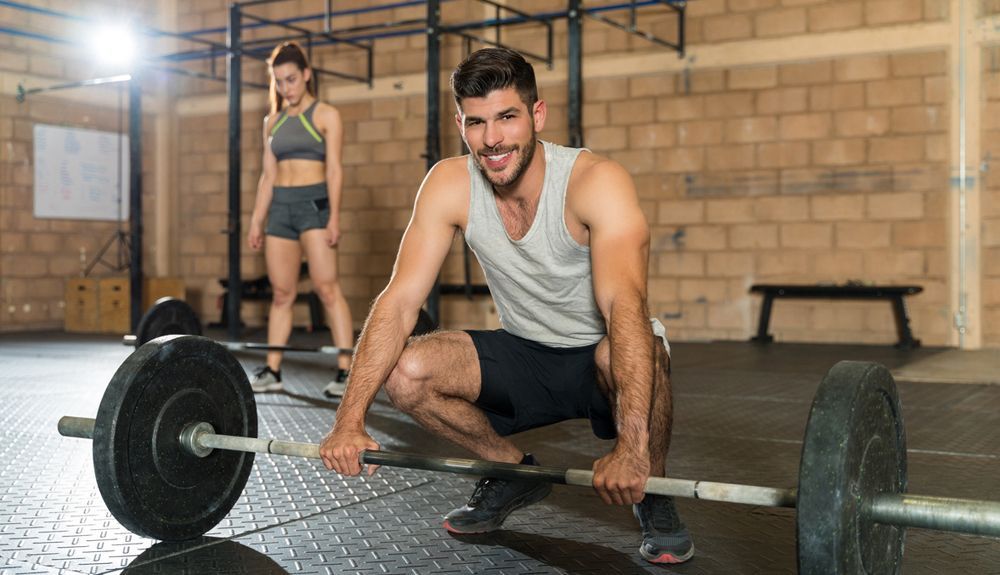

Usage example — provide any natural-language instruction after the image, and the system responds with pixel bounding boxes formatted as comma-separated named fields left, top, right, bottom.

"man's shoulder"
left=426, top=155, right=471, bottom=186
left=569, top=149, right=629, bottom=190
left=419, top=156, right=471, bottom=199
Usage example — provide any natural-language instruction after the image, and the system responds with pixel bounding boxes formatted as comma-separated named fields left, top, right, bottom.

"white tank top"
left=464, top=140, right=606, bottom=348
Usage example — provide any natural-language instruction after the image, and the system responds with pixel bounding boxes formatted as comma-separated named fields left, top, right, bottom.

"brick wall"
left=606, top=50, right=951, bottom=345
left=0, top=0, right=159, bottom=332
left=170, top=2, right=965, bottom=346
left=984, top=46, right=1000, bottom=347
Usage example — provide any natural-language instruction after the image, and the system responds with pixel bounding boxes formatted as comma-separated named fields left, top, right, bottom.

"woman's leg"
left=300, top=229, right=353, bottom=371
left=264, top=235, right=303, bottom=372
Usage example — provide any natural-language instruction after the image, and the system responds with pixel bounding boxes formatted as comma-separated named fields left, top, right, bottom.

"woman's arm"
left=317, top=102, right=344, bottom=247
left=248, top=115, right=279, bottom=250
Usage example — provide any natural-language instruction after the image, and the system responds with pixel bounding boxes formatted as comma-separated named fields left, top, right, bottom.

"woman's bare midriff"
left=274, top=158, right=325, bottom=187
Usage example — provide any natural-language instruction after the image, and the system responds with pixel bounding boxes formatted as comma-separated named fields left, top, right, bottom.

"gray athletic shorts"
left=265, top=183, right=330, bottom=240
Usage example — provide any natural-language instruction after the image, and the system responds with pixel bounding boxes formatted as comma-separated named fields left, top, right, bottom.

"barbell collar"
left=867, top=493, right=1000, bottom=538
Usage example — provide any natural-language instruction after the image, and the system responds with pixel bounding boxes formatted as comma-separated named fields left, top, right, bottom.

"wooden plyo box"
left=64, top=279, right=99, bottom=333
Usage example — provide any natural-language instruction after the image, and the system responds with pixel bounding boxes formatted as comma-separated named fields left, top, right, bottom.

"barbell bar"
left=122, top=333, right=355, bottom=355
left=56, top=414, right=1000, bottom=539
left=55, top=335, right=1000, bottom=573
left=57, top=415, right=798, bottom=509
left=123, top=296, right=437, bottom=353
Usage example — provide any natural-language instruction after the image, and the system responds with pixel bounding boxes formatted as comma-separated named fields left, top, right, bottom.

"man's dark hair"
left=450, top=47, right=538, bottom=110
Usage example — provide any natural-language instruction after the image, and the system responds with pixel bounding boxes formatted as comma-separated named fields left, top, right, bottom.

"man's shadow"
left=449, top=530, right=685, bottom=574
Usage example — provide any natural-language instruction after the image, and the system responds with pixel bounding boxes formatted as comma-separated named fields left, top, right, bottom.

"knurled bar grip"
left=57, top=416, right=1000, bottom=537
left=192, top=423, right=797, bottom=506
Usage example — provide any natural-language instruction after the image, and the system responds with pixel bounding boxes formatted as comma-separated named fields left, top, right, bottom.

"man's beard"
left=475, top=134, right=537, bottom=188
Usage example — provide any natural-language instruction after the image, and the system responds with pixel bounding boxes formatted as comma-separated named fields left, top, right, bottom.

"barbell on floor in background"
left=58, top=335, right=1000, bottom=574
left=121, top=297, right=438, bottom=354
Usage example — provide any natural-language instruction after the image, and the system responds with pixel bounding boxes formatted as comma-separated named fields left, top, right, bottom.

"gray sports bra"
left=269, top=101, right=325, bottom=162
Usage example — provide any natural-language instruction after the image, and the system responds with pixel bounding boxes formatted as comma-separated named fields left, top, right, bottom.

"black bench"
left=750, top=284, right=923, bottom=349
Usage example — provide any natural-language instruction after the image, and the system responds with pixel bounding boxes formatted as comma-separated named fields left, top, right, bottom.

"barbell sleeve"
left=58, top=416, right=95, bottom=439
left=868, top=494, right=1000, bottom=538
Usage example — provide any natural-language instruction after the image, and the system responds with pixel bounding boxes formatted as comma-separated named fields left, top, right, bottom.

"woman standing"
left=248, top=41, right=353, bottom=398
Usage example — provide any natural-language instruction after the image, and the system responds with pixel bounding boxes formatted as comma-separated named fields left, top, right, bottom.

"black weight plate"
left=797, top=361, right=907, bottom=575
left=411, top=308, right=438, bottom=336
left=93, top=335, right=257, bottom=540
left=135, top=297, right=202, bottom=346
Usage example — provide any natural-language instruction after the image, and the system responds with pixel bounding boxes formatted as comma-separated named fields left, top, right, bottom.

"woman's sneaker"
left=250, top=366, right=283, bottom=393
left=323, top=368, right=350, bottom=398
left=443, top=454, right=551, bottom=533
left=633, top=494, right=695, bottom=564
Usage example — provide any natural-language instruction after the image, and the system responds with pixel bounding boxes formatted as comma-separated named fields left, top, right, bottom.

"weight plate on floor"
left=134, top=297, right=202, bottom=346
left=93, top=335, right=257, bottom=540
left=797, top=360, right=907, bottom=574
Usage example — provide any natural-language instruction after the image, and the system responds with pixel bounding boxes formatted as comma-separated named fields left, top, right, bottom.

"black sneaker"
left=634, top=494, right=695, bottom=564
left=250, top=366, right=282, bottom=393
left=322, top=368, right=350, bottom=398
left=443, top=454, right=552, bottom=533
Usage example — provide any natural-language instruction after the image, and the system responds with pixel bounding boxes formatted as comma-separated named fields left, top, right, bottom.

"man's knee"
left=656, top=341, right=671, bottom=379
left=384, top=346, right=429, bottom=411
left=594, top=337, right=611, bottom=384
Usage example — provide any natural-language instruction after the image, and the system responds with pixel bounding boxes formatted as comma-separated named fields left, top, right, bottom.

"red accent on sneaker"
left=443, top=520, right=486, bottom=535
left=646, top=552, right=686, bottom=564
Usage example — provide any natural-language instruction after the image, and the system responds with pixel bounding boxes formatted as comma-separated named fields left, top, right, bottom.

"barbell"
left=58, top=335, right=1000, bottom=573
left=122, top=296, right=437, bottom=354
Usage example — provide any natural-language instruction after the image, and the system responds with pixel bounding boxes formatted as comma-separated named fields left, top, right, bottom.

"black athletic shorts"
left=465, top=329, right=617, bottom=440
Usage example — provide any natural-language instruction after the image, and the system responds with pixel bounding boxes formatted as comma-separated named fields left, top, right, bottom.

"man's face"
left=456, top=88, right=546, bottom=188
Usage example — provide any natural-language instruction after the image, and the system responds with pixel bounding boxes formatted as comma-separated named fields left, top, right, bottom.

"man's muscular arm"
left=319, top=158, right=467, bottom=476
left=574, top=158, right=657, bottom=506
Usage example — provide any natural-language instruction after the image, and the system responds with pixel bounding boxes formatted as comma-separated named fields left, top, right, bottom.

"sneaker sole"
left=639, top=545, right=695, bottom=564
left=442, top=483, right=551, bottom=534
left=251, top=384, right=284, bottom=393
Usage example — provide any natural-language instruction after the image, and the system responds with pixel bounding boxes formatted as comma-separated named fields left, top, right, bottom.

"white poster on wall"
left=33, top=124, right=129, bottom=221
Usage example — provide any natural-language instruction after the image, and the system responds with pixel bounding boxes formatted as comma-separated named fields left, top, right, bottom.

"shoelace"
left=467, top=477, right=507, bottom=506
left=253, top=366, right=274, bottom=377
left=645, top=497, right=682, bottom=532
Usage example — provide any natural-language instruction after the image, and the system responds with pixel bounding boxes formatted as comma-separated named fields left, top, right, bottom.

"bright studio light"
left=92, top=22, right=137, bottom=69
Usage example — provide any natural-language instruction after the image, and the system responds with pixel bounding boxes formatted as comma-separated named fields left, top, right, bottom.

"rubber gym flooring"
left=1, top=331, right=998, bottom=574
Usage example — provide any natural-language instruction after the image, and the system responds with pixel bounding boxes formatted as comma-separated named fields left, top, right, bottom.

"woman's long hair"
left=268, top=41, right=316, bottom=115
